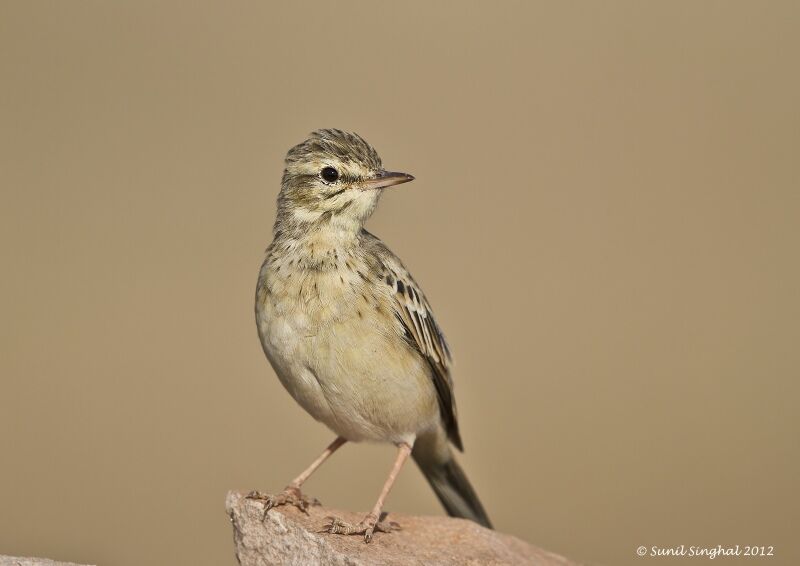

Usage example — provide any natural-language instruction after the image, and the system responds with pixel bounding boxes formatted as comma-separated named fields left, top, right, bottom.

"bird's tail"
left=412, top=427, right=493, bottom=529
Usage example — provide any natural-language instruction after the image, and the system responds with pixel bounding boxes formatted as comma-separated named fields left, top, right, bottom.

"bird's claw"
left=246, top=486, right=320, bottom=517
left=321, top=513, right=400, bottom=543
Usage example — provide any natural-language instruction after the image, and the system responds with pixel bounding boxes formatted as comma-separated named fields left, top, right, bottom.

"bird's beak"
left=361, top=170, right=415, bottom=190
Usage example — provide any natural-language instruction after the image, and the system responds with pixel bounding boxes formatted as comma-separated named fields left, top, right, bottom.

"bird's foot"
left=246, top=486, right=320, bottom=517
left=322, top=512, right=400, bottom=543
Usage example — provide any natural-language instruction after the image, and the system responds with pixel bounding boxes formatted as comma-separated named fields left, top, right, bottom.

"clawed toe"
left=246, top=487, right=320, bottom=517
left=322, top=514, right=400, bottom=543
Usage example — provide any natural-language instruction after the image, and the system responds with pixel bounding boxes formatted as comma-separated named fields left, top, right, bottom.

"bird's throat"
left=271, top=219, right=362, bottom=272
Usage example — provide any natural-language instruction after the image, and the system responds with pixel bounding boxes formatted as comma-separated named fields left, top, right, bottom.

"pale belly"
left=256, top=273, right=439, bottom=445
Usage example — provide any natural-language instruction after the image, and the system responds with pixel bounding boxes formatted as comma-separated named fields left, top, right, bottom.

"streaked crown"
left=274, top=129, right=413, bottom=232
left=285, top=129, right=382, bottom=172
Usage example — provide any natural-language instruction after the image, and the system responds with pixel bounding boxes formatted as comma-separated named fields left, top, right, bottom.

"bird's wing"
left=364, top=231, right=463, bottom=451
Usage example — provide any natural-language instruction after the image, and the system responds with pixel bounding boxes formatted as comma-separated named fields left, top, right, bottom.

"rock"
left=0, top=558, right=92, bottom=566
left=226, top=490, right=578, bottom=566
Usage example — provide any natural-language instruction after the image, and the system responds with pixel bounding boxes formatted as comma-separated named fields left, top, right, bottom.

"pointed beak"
left=361, top=170, right=415, bottom=190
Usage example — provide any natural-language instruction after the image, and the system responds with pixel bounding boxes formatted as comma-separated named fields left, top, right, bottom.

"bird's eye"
left=321, top=167, right=339, bottom=183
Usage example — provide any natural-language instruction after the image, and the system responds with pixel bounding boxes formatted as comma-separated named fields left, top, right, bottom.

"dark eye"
left=321, top=167, right=339, bottom=183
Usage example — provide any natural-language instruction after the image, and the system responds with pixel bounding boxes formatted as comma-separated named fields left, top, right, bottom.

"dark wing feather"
left=364, top=233, right=463, bottom=451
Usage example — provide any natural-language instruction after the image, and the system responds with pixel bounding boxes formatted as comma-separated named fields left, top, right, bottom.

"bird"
left=248, top=129, right=492, bottom=542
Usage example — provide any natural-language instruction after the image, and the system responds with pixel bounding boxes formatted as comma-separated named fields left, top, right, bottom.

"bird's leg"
left=247, top=436, right=347, bottom=515
left=323, top=442, right=411, bottom=542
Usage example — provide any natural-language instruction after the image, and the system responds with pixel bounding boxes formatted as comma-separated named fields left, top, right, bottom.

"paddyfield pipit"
left=249, top=129, right=492, bottom=541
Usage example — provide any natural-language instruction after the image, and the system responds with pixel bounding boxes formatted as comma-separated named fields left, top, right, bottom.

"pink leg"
left=247, top=437, right=347, bottom=514
left=325, top=442, right=412, bottom=542
left=288, top=436, right=347, bottom=488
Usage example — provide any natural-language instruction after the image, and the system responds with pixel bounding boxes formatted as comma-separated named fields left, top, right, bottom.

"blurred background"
left=1, top=2, right=798, bottom=565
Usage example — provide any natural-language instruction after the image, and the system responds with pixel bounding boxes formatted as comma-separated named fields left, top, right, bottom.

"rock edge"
left=226, top=490, right=578, bottom=566
left=0, top=557, right=93, bottom=566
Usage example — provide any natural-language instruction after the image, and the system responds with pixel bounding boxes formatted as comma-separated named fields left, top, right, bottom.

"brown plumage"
left=250, top=129, right=491, bottom=542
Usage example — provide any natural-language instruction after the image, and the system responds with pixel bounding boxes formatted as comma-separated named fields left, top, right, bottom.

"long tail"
left=412, top=427, right=493, bottom=529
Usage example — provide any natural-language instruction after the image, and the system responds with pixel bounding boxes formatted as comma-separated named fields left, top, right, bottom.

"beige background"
left=1, top=2, right=798, bottom=565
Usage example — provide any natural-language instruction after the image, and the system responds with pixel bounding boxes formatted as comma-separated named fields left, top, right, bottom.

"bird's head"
left=276, top=129, right=414, bottom=231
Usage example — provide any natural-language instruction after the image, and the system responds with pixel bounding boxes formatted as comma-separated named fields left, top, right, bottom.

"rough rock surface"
left=0, top=558, right=92, bottom=566
left=226, top=490, right=577, bottom=566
